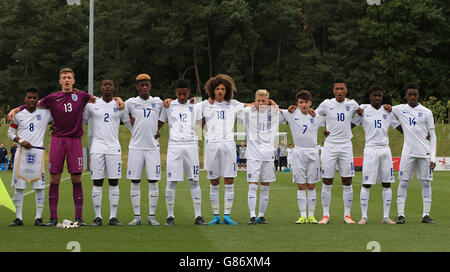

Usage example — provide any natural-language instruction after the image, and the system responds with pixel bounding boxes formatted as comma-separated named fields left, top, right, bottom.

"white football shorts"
left=362, top=146, right=395, bottom=185
left=292, top=147, right=321, bottom=184
left=321, top=141, right=355, bottom=178
left=166, top=143, right=200, bottom=182
left=398, top=156, right=433, bottom=181
left=206, top=141, right=237, bottom=179
left=246, top=159, right=276, bottom=183
left=126, top=149, right=161, bottom=181
left=90, top=153, right=122, bottom=180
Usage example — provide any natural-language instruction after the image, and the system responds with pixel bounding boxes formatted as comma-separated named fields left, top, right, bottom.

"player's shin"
left=224, top=184, right=235, bottom=215
left=297, top=189, right=307, bottom=217
left=420, top=179, right=432, bottom=217
left=360, top=187, right=370, bottom=219
left=321, top=184, right=332, bottom=216
left=248, top=184, right=258, bottom=218
left=382, top=187, right=392, bottom=219
left=307, top=188, right=316, bottom=217
left=92, top=186, right=103, bottom=219
left=109, top=185, right=119, bottom=219
left=130, top=182, right=141, bottom=217
left=343, top=185, right=353, bottom=216
left=165, top=181, right=176, bottom=218
left=258, top=185, right=270, bottom=218
left=72, top=182, right=83, bottom=219
left=210, top=184, right=220, bottom=215
left=188, top=180, right=202, bottom=218
left=13, top=189, right=24, bottom=220
left=148, top=182, right=159, bottom=218
left=35, top=189, right=45, bottom=219
left=397, top=180, right=409, bottom=216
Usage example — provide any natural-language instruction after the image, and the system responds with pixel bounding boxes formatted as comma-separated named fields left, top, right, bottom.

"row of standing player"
left=6, top=70, right=436, bottom=227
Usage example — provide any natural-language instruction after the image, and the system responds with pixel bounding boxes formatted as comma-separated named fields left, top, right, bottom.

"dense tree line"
left=0, top=0, right=448, bottom=122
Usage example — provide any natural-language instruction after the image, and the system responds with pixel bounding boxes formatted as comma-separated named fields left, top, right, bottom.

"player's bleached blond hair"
left=59, top=68, right=74, bottom=78
left=136, top=73, right=151, bottom=81
left=255, top=89, right=269, bottom=98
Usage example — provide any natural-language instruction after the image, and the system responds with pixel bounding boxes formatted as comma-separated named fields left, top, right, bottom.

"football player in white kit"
left=239, top=89, right=279, bottom=225
left=352, top=85, right=402, bottom=225
left=125, top=74, right=163, bottom=226
left=83, top=78, right=133, bottom=226
left=281, top=90, right=324, bottom=224
left=201, top=74, right=244, bottom=225
left=158, top=80, right=207, bottom=226
left=391, top=83, right=437, bottom=224
left=315, top=78, right=360, bottom=224
left=7, top=87, right=52, bottom=226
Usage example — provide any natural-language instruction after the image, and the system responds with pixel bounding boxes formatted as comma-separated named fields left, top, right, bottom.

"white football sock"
left=343, top=185, right=353, bottom=216
left=188, top=179, right=202, bottom=218
left=92, top=185, right=103, bottom=219
left=148, top=182, right=159, bottom=217
left=420, top=179, right=432, bottom=217
left=258, top=185, right=270, bottom=218
left=321, top=184, right=332, bottom=217
left=297, top=189, right=307, bottom=217
left=396, top=179, right=409, bottom=217
left=109, top=185, right=119, bottom=219
left=248, top=183, right=258, bottom=218
left=210, top=184, right=220, bottom=215
left=165, top=181, right=177, bottom=218
left=360, top=187, right=370, bottom=219
left=35, top=189, right=45, bottom=219
left=307, top=188, right=316, bottom=217
left=382, top=187, right=392, bottom=219
left=130, top=182, right=141, bottom=217
left=13, top=189, right=24, bottom=220
left=224, top=184, right=234, bottom=215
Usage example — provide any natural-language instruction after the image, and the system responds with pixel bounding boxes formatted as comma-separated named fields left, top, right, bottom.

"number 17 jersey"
left=126, top=96, right=163, bottom=150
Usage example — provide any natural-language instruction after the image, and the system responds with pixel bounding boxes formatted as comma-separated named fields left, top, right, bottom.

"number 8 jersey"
left=8, top=109, right=52, bottom=148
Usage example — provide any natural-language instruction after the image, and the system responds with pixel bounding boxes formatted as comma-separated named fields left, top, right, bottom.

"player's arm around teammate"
left=7, top=87, right=52, bottom=227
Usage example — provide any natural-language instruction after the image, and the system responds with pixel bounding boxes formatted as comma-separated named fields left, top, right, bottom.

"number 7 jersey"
left=125, top=96, right=163, bottom=150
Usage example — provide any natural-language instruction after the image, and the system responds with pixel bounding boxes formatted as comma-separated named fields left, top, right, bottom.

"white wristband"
left=18, top=139, right=24, bottom=144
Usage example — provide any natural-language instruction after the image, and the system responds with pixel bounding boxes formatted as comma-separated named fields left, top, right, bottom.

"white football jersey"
left=126, top=96, right=163, bottom=150
left=83, top=98, right=130, bottom=154
left=239, top=105, right=280, bottom=161
left=352, top=104, right=400, bottom=148
left=159, top=99, right=202, bottom=144
left=392, top=103, right=435, bottom=158
left=280, top=109, right=324, bottom=148
left=9, top=109, right=52, bottom=147
left=315, top=98, right=359, bottom=144
left=200, top=99, right=244, bottom=143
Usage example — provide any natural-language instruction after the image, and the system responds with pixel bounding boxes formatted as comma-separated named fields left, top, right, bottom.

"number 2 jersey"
left=392, top=103, right=435, bottom=159
left=125, top=96, right=163, bottom=151
left=83, top=98, right=131, bottom=154
left=8, top=109, right=53, bottom=147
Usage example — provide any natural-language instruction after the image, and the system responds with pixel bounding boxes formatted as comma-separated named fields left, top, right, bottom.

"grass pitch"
left=0, top=169, right=449, bottom=252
